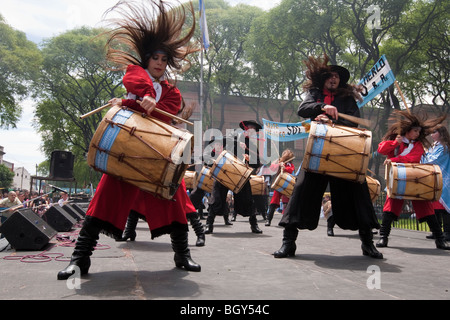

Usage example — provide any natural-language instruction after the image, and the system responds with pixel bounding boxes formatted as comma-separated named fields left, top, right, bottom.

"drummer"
left=274, top=54, right=383, bottom=259
left=376, top=110, right=449, bottom=250
left=265, top=149, right=295, bottom=226
left=204, top=121, right=263, bottom=234
left=58, top=0, right=201, bottom=281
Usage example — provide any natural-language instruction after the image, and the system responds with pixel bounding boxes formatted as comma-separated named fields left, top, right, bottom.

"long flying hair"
left=302, top=54, right=333, bottom=92
left=382, top=109, right=447, bottom=149
left=103, top=0, right=197, bottom=72
left=302, top=54, right=355, bottom=98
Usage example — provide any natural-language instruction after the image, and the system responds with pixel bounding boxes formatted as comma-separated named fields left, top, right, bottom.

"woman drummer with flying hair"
left=376, top=109, right=449, bottom=250
left=58, top=0, right=201, bottom=281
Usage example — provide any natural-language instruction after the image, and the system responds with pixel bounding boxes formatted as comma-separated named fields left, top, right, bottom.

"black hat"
left=329, top=65, right=350, bottom=85
left=239, top=120, right=262, bottom=131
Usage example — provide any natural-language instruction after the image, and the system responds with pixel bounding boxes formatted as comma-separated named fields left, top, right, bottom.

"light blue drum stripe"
left=396, top=163, right=406, bottom=199
left=213, top=153, right=229, bottom=177
left=309, top=123, right=328, bottom=171
left=277, top=174, right=293, bottom=192
left=198, top=168, right=208, bottom=188
left=95, top=109, right=133, bottom=171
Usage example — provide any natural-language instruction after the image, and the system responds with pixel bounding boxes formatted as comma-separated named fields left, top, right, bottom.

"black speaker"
left=42, top=205, right=77, bottom=232
left=69, top=203, right=87, bottom=217
left=0, top=209, right=57, bottom=251
left=61, top=204, right=83, bottom=222
left=50, top=150, right=74, bottom=179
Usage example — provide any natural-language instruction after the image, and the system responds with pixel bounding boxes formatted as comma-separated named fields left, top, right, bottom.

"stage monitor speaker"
left=69, top=203, right=87, bottom=217
left=50, top=150, right=74, bottom=179
left=61, top=204, right=83, bottom=222
left=42, top=205, right=77, bottom=232
left=0, top=209, right=57, bottom=251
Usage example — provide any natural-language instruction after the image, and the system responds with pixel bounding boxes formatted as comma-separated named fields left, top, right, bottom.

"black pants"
left=208, top=180, right=255, bottom=219
left=280, top=170, right=379, bottom=231
left=189, top=187, right=206, bottom=210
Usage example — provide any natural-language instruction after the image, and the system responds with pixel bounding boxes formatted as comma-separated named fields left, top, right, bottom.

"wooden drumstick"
left=136, top=100, right=194, bottom=126
left=321, top=108, right=372, bottom=127
left=336, top=112, right=372, bottom=127
left=80, top=100, right=194, bottom=125
left=80, top=103, right=112, bottom=119
left=283, top=156, right=295, bottom=163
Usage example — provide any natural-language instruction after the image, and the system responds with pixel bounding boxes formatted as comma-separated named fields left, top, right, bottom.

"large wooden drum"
left=386, top=162, right=442, bottom=201
left=195, top=166, right=215, bottom=193
left=271, top=171, right=296, bottom=198
left=250, top=175, right=267, bottom=195
left=87, top=106, right=193, bottom=200
left=210, top=151, right=252, bottom=193
left=302, top=121, right=372, bottom=183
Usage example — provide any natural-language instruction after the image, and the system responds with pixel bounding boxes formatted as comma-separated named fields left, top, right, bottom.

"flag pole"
left=394, top=80, right=410, bottom=112
left=200, top=45, right=204, bottom=130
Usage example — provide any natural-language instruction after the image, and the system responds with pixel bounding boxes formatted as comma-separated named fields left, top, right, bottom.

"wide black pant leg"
left=233, top=181, right=255, bottom=217
left=329, top=177, right=380, bottom=231
left=189, top=188, right=206, bottom=210
left=205, top=181, right=229, bottom=232
left=279, top=171, right=329, bottom=230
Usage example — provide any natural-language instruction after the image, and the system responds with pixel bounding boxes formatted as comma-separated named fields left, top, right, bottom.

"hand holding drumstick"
left=108, top=97, right=156, bottom=116
left=80, top=98, right=193, bottom=125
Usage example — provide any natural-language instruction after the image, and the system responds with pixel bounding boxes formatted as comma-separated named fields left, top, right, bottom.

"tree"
left=0, top=164, right=14, bottom=190
left=33, top=27, right=125, bottom=185
left=0, top=14, right=42, bottom=129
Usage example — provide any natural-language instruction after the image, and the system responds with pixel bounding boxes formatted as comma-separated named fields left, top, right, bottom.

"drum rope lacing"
left=391, top=165, right=442, bottom=200
left=306, top=134, right=369, bottom=177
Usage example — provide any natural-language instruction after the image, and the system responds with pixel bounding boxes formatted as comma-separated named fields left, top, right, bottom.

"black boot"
left=265, top=204, right=277, bottom=226
left=274, top=227, right=298, bottom=258
left=426, top=211, right=442, bottom=239
left=376, top=212, right=396, bottom=248
left=223, top=212, right=233, bottom=225
left=171, top=228, right=201, bottom=272
left=57, top=217, right=100, bottom=280
left=204, top=213, right=215, bottom=234
left=424, top=215, right=450, bottom=250
left=249, top=214, right=262, bottom=234
left=116, top=210, right=140, bottom=242
left=360, top=228, right=383, bottom=259
left=188, top=212, right=206, bottom=247
left=443, top=212, right=450, bottom=241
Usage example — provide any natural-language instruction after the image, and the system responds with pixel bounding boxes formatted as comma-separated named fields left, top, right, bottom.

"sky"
left=0, top=0, right=280, bottom=175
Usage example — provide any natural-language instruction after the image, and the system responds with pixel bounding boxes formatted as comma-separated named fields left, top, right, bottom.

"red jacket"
left=377, top=139, right=424, bottom=163
left=121, top=64, right=181, bottom=124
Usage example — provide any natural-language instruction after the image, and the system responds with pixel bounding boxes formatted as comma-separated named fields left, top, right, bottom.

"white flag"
left=199, top=0, right=210, bottom=49
left=357, top=55, right=395, bottom=108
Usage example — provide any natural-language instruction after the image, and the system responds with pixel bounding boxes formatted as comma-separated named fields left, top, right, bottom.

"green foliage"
left=0, top=14, right=42, bottom=129
left=0, top=164, right=14, bottom=190
left=34, top=27, right=125, bottom=185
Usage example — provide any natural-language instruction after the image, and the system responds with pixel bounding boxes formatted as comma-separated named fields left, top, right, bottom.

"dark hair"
left=382, top=110, right=447, bottom=149
left=302, top=54, right=354, bottom=97
left=104, top=0, right=197, bottom=71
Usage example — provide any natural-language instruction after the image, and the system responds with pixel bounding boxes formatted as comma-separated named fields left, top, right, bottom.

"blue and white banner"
left=199, top=0, right=210, bottom=50
left=263, top=118, right=311, bottom=142
left=262, top=118, right=311, bottom=163
left=357, top=55, right=395, bottom=108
